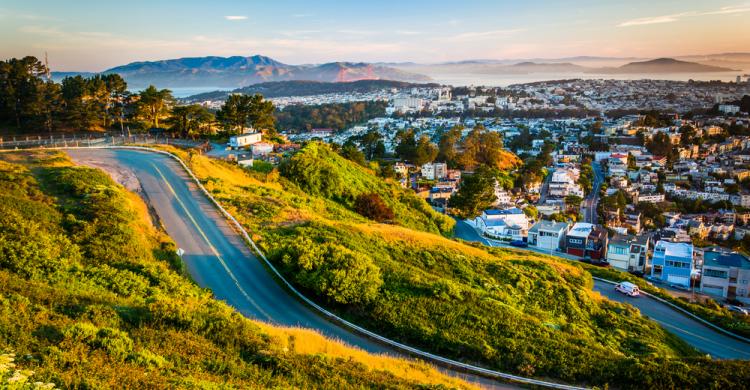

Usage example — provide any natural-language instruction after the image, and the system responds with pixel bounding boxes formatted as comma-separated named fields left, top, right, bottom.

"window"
left=704, top=269, right=729, bottom=278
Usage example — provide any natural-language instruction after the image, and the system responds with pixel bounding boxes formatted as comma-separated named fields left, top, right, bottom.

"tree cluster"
left=0, top=56, right=275, bottom=137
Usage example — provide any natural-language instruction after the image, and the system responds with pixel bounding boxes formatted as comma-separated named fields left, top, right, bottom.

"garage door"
left=667, top=275, right=690, bottom=287
left=701, top=286, right=724, bottom=297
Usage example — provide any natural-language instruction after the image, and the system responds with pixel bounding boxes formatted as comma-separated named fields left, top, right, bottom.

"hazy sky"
left=1, top=0, right=749, bottom=71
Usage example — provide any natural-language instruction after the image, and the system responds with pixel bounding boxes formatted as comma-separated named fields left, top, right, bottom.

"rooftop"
left=567, top=222, right=594, bottom=238
left=704, top=249, right=750, bottom=270
left=484, top=208, right=524, bottom=216
left=529, top=220, right=569, bottom=233
left=609, top=234, right=649, bottom=247
left=655, top=240, right=694, bottom=258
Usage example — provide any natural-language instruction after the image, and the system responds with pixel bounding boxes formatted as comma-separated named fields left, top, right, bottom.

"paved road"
left=454, top=220, right=750, bottom=359
left=66, top=148, right=518, bottom=389
left=581, top=161, right=604, bottom=224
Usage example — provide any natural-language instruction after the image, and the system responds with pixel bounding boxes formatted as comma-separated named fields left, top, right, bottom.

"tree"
left=217, top=93, right=275, bottom=135
left=340, top=142, right=367, bottom=166
left=359, top=129, right=383, bottom=160
left=136, top=85, right=174, bottom=129
left=394, top=129, right=417, bottom=161
left=103, top=74, right=128, bottom=131
left=413, top=135, right=438, bottom=166
left=457, top=126, right=507, bottom=170
left=680, top=125, right=697, bottom=146
left=354, top=193, right=395, bottom=222
left=448, top=167, right=497, bottom=219
left=564, top=195, right=583, bottom=213
left=168, top=104, right=214, bottom=138
left=0, top=56, right=49, bottom=129
left=61, top=75, right=98, bottom=130
left=438, top=126, right=463, bottom=167
left=646, top=132, right=674, bottom=160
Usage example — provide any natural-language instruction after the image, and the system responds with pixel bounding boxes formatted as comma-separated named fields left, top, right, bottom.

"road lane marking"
left=150, top=163, right=273, bottom=322
left=653, top=320, right=750, bottom=357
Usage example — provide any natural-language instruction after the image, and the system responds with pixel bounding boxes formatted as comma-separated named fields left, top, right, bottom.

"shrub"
left=354, top=193, right=395, bottom=222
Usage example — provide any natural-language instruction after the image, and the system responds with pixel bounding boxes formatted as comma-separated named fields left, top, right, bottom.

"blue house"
left=650, top=240, right=694, bottom=288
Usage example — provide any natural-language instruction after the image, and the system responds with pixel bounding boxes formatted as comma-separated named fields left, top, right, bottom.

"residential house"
left=549, top=168, right=584, bottom=198
left=650, top=240, right=695, bottom=288
left=251, top=142, right=274, bottom=156
left=228, top=131, right=262, bottom=148
left=565, top=223, right=608, bottom=259
left=606, top=234, right=650, bottom=272
left=700, top=248, right=750, bottom=302
left=421, top=162, right=448, bottom=180
left=527, top=220, right=569, bottom=251
left=475, top=208, right=530, bottom=241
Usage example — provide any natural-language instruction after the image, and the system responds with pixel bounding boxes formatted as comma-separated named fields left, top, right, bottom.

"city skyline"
left=1, top=0, right=749, bottom=71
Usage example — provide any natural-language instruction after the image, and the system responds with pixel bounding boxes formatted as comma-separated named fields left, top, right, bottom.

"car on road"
left=615, top=281, right=640, bottom=297
left=509, top=240, right=528, bottom=248
left=724, top=305, right=749, bottom=315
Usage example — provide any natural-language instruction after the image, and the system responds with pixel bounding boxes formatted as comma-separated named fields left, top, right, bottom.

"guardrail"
left=3, top=145, right=587, bottom=390
left=592, top=277, right=750, bottom=345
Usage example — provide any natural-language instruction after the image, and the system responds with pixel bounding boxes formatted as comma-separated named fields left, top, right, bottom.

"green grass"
left=0, top=150, right=474, bottom=389
left=169, top=143, right=750, bottom=389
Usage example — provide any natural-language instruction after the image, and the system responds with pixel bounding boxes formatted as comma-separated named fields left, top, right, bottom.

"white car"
left=615, top=281, right=640, bottom=297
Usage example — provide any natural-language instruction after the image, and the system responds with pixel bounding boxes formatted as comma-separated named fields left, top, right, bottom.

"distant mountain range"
left=395, top=55, right=741, bottom=77
left=595, top=58, right=735, bottom=74
left=50, top=53, right=748, bottom=90
left=52, top=55, right=431, bottom=89
left=183, top=79, right=439, bottom=102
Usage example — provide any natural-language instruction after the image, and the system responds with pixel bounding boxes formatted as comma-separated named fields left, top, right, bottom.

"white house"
left=421, top=162, right=448, bottom=180
left=251, top=142, right=274, bottom=156
left=549, top=168, right=584, bottom=198
left=527, top=220, right=569, bottom=251
left=229, top=132, right=262, bottom=148
left=606, top=234, right=650, bottom=272
left=475, top=208, right=530, bottom=241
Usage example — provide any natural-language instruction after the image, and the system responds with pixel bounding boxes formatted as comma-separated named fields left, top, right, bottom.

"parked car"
left=724, top=305, right=749, bottom=315
left=509, top=240, right=528, bottom=248
left=615, top=281, right=640, bottom=297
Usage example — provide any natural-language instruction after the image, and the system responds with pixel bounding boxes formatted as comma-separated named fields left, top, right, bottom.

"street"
left=582, top=161, right=604, bottom=224
left=66, top=148, right=520, bottom=390
left=453, top=219, right=750, bottom=359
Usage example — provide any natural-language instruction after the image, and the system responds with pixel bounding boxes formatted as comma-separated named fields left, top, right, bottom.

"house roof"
left=484, top=208, right=523, bottom=216
left=704, top=250, right=750, bottom=270
left=529, top=220, right=569, bottom=234
left=567, top=222, right=594, bottom=238
left=609, top=234, right=649, bottom=247
left=655, top=240, right=693, bottom=258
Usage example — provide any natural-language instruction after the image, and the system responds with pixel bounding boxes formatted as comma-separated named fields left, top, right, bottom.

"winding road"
left=454, top=220, right=750, bottom=359
left=63, top=147, right=750, bottom=390
left=66, top=148, right=521, bottom=389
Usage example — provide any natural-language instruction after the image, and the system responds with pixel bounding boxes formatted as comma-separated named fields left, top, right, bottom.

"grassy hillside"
left=168, top=143, right=750, bottom=388
left=0, top=150, right=473, bottom=389
left=280, top=142, right=454, bottom=234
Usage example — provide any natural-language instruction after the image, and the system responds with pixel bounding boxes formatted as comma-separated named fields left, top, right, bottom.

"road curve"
left=66, top=148, right=522, bottom=389
left=453, top=220, right=750, bottom=359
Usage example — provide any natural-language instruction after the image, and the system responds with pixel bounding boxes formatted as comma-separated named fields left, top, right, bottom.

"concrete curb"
left=32, top=145, right=586, bottom=390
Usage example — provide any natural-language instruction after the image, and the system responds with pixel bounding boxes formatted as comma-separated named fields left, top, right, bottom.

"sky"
left=1, top=0, right=749, bottom=71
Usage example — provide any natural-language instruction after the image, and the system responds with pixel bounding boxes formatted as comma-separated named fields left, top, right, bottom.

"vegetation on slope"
left=0, top=150, right=473, bottom=389
left=279, top=142, right=455, bottom=234
left=170, top=143, right=750, bottom=388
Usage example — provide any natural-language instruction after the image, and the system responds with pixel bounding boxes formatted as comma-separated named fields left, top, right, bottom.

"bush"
left=279, top=237, right=383, bottom=305
left=354, top=193, right=395, bottom=222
